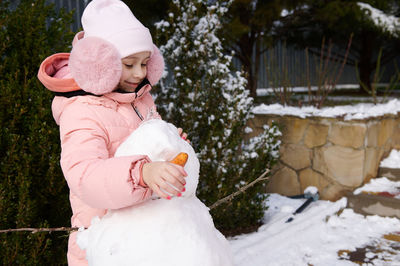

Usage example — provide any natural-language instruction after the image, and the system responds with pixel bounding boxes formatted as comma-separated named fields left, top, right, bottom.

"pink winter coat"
left=38, top=52, right=159, bottom=265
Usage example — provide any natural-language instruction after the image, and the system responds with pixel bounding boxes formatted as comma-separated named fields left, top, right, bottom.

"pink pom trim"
left=146, top=45, right=165, bottom=85
left=69, top=36, right=122, bottom=95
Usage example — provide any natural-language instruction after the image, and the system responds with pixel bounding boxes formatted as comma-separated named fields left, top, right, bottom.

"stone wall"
left=247, top=114, right=400, bottom=201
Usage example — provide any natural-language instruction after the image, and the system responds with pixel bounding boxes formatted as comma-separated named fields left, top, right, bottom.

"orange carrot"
left=170, top=152, right=188, bottom=167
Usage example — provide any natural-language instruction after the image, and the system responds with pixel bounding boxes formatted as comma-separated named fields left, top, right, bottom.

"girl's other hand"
left=177, top=128, right=190, bottom=143
left=142, top=161, right=187, bottom=199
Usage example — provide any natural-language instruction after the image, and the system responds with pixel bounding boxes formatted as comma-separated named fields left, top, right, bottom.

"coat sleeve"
left=59, top=102, right=152, bottom=210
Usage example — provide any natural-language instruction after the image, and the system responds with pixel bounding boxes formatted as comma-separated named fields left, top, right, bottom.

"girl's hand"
left=142, top=161, right=187, bottom=199
left=177, top=128, right=190, bottom=143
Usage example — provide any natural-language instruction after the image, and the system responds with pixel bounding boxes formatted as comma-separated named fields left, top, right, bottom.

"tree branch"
left=0, top=169, right=271, bottom=233
left=209, top=169, right=270, bottom=210
left=0, top=227, right=80, bottom=234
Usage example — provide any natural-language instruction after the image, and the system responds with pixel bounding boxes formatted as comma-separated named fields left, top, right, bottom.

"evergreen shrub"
left=155, top=0, right=281, bottom=235
left=0, top=1, right=74, bottom=264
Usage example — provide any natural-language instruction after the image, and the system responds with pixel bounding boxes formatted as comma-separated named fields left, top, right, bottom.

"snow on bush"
left=155, top=0, right=281, bottom=233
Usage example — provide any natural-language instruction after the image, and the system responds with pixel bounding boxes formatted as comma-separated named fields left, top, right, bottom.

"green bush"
left=155, top=0, right=281, bottom=235
left=0, top=1, right=74, bottom=265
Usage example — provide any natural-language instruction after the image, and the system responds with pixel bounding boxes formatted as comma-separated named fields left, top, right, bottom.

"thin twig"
left=0, top=169, right=271, bottom=233
left=208, top=169, right=270, bottom=210
left=0, top=227, right=80, bottom=234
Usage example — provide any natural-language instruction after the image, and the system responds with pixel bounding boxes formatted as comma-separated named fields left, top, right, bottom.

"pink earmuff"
left=69, top=33, right=165, bottom=95
left=146, top=45, right=165, bottom=86
left=69, top=36, right=122, bottom=95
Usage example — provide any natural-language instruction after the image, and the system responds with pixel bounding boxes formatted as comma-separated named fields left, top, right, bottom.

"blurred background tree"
left=0, top=0, right=74, bottom=265
left=220, top=0, right=280, bottom=98
left=219, top=0, right=301, bottom=98
left=124, top=0, right=170, bottom=35
left=275, top=0, right=400, bottom=92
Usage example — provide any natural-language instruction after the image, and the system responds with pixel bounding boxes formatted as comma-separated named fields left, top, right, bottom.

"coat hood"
left=38, top=53, right=81, bottom=93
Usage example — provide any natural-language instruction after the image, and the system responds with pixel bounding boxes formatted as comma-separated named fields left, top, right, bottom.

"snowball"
left=77, top=119, right=233, bottom=266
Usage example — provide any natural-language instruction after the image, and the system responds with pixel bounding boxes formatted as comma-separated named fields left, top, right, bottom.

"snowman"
left=76, top=119, right=233, bottom=266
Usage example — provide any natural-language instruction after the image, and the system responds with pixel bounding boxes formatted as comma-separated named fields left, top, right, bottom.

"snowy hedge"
left=155, top=0, right=281, bottom=234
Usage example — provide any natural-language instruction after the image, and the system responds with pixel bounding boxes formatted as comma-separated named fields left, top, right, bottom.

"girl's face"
left=118, top=51, right=151, bottom=92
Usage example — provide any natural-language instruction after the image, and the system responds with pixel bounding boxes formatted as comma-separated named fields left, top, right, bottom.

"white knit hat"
left=81, top=0, right=154, bottom=58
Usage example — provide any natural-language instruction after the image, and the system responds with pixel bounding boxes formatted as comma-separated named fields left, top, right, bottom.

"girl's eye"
left=124, top=64, right=133, bottom=68
left=141, top=64, right=147, bottom=67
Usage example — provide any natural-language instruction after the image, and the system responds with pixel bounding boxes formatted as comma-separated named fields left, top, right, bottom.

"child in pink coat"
left=38, top=0, right=187, bottom=265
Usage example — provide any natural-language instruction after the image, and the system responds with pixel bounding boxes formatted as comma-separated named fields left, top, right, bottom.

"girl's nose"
left=133, top=67, right=146, bottom=79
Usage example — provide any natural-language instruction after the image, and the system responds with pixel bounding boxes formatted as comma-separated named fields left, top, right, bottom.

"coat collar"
left=52, top=77, right=153, bottom=104
left=105, top=83, right=152, bottom=103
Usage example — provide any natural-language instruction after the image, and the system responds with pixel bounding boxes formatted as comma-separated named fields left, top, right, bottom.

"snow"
left=229, top=195, right=400, bottom=265
left=253, top=98, right=400, bottom=120
left=354, top=177, right=400, bottom=198
left=304, top=186, right=318, bottom=196
left=229, top=150, right=400, bottom=265
left=381, top=149, right=400, bottom=168
left=358, top=2, right=400, bottom=37
left=280, top=3, right=399, bottom=38
left=77, top=119, right=233, bottom=266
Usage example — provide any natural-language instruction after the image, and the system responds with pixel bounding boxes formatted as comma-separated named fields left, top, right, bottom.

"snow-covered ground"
left=354, top=177, right=400, bottom=199
left=253, top=98, right=400, bottom=120
left=229, top=151, right=400, bottom=266
left=381, top=150, right=400, bottom=168
left=256, top=84, right=393, bottom=97
left=256, top=84, right=361, bottom=96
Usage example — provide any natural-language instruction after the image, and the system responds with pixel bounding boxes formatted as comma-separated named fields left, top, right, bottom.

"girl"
left=38, top=0, right=188, bottom=264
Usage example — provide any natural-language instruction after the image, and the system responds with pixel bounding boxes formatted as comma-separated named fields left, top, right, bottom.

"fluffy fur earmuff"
left=69, top=33, right=165, bottom=94
left=146, top=45, right=165, bottom=86
left=69, top=36, right=122, bottom=95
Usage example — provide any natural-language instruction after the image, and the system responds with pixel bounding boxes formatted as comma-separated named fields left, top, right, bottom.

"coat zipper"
left=132, top=104, right=144, bottom=121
